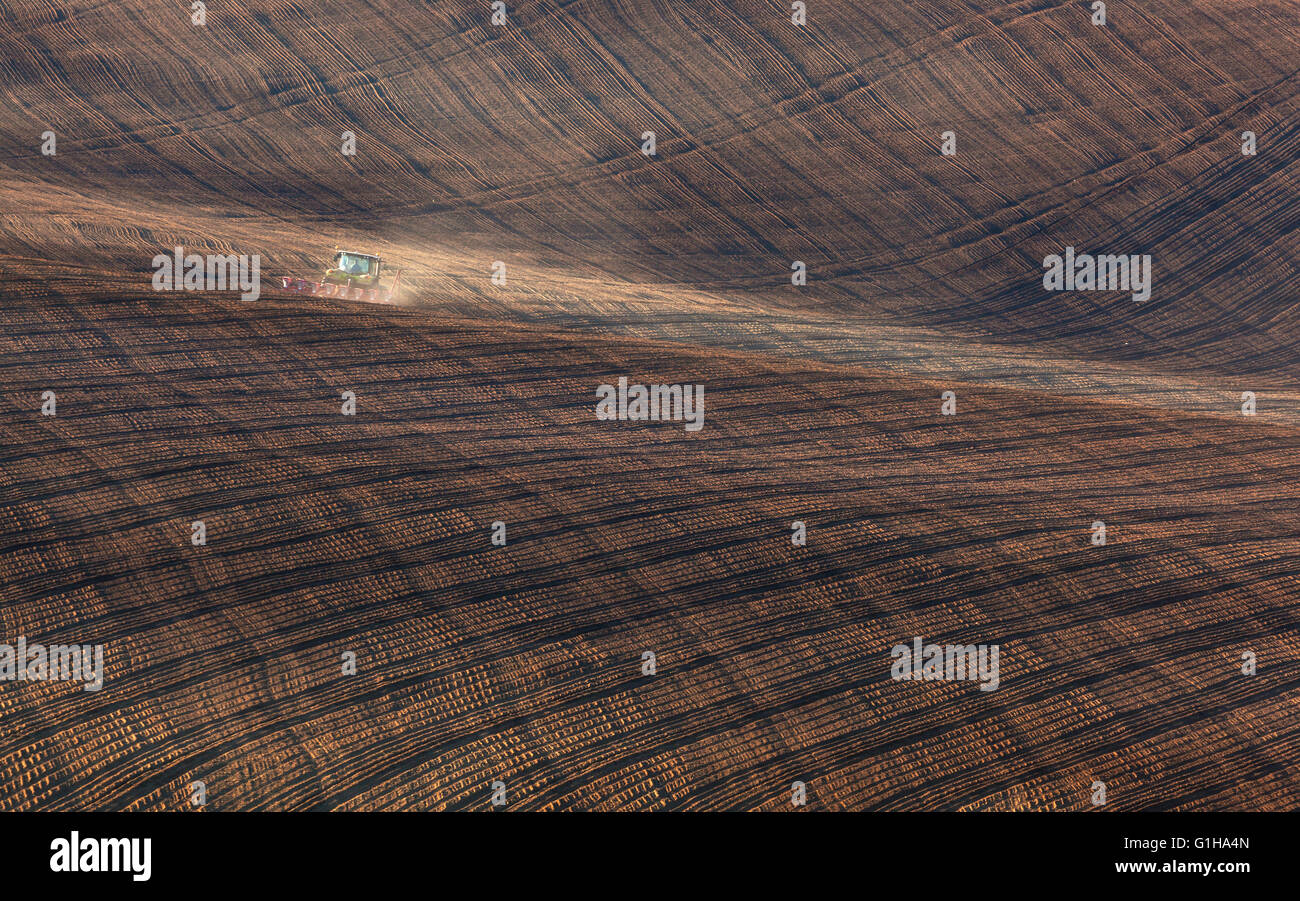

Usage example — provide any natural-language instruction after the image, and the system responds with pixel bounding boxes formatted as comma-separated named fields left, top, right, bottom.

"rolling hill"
left=1, top=0, right=1298, bottom=809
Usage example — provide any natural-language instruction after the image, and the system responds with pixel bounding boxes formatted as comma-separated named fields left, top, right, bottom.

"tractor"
left=279, top=250, right=403, bottom=303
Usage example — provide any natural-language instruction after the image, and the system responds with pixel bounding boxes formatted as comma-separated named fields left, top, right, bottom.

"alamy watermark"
left=891, top=636, right=1000, bottom=691
left=1, top=636, right=104, bottom=691
left=1043, top=247, right=1151, bottom=302
left=50, top=832, right=150, bottom=882
left=152, top=246, right=260, bottom=301
left=596, top=377, right=704, bottom=432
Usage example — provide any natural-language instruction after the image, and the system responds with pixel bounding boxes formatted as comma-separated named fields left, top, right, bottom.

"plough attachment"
left=278, top=273, right=402, bottom=303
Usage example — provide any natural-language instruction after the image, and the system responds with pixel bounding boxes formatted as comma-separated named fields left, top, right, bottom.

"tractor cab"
left=324, top=251, right=382, bottom=287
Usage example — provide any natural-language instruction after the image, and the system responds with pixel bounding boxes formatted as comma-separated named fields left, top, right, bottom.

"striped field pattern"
left=1, top=1, right=1298, bottom=809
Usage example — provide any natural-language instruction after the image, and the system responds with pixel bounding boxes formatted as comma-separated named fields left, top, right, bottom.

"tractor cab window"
left=336, top=253, right=374, bottom=276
